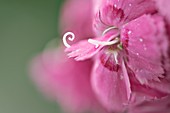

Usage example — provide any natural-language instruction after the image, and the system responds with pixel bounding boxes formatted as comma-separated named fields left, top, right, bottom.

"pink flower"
left=155, top=0, right=170, bottom=40
left=30, top=0, right=170, bottom=113
left=60, top=0, right=94, bottom=42
left=31, top=49, right=108, bottom=113
left=128, top=96, right=170, bottom=113
left=30, top=0, right=108, bottom=113
left=65, top=0, right=170, bottom=112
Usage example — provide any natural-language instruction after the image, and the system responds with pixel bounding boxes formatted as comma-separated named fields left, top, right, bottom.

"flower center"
left=62, top=27, right=123, bottom=71
left=92, top=26, right=123, bottom=71
left=88, top=26, right=120, bottom=47
left=100, top=46, right=121, bottom=71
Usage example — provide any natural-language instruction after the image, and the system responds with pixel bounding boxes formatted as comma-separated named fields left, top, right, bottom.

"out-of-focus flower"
left=30, top=0, right=108, bottom=113
left=65, top=0, right=170, bottom=112
left=30, top=0, right=170, bottom=113
left=155, top=0, right=170, bottom=22
left=155, top=0, right=170, bottom=42
left=128, top=96, right=170, bottom=113
left=60, top=0, right=94, bottom=42
left=31, top=49, right=109, bottom=113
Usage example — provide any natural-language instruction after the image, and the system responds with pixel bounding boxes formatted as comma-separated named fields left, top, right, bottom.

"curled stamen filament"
left=63, top=32, right=75, bottom=48
left=88, top=38, right=119, bottom=48
left=102, top=26, right=117, bottom=35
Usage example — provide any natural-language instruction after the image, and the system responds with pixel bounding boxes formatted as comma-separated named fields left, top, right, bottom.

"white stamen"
left=114, top=4, right=117, bottom=8
left=102, top=26, right=117, bottom=35
left=139, top=38, right=143, bottom=42
left=88, top=38, right=119, bottom=47
left=113, top=51, right=118, bottom=64
left=63, top=32, right=75, bottom=48
left=128, top=31, right=132, bottom=35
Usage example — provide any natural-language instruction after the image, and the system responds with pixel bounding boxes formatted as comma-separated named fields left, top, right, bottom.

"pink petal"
left=127, top=67, right=168, bottom=102
left=65, top=32, right=116, bottom=61
left=65, top=39, right=102, bottom=61
left=123, top=67, right=169, bottom=112
left=30, top=48, right=107, bottom=113
left=128, top=96, right=170, bottom=113
left=121, top=14, right=169, bottom=85
left=93, top=0, right=156, bottom=34
left=122, top=60, right=132, bottom=100
left=60, top=0, right=94, bottom=43
left=91, top=56, right=130, bottom=112
left=155, top=0, right=170, bottom=22
left=93, top=11, right=109, bottom=36
left=155, top=0, right=170, bottom=52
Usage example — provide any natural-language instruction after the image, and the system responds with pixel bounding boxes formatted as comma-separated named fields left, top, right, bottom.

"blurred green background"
left=0, top=0, right=63, bottom=113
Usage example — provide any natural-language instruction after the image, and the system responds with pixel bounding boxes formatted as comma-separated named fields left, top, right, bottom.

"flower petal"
left=155, top=0, right=170, bottom=50
left=60, top=0, right=94, bottom=42
left=30, top=48, right=107, bottom=113
left=122, top=60, right=132, bottom=100
left=65, top=32, right=116, bottom=61
left=93, top=0, right=156, bottom=34
left=91, top=56, right=130, bottom=112
left=121, top=14, right=169, bottom=85
left=155, top=0, right=170, bottom=22
left=127, top=66, right=168, bottom=102
left=128, top=96, right=170, bottom=113
left=65, top=39, right=102, bottom=61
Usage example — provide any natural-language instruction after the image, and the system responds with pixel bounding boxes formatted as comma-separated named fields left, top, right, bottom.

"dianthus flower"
left=30, top=0, right=108, bottom=113
left=65, top=0, right=170, bottom=112
left=30, top=0, right=170, bottom=113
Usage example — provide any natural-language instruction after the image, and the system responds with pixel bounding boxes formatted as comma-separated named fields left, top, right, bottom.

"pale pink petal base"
left=30, top=48, right=107, bottom=113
